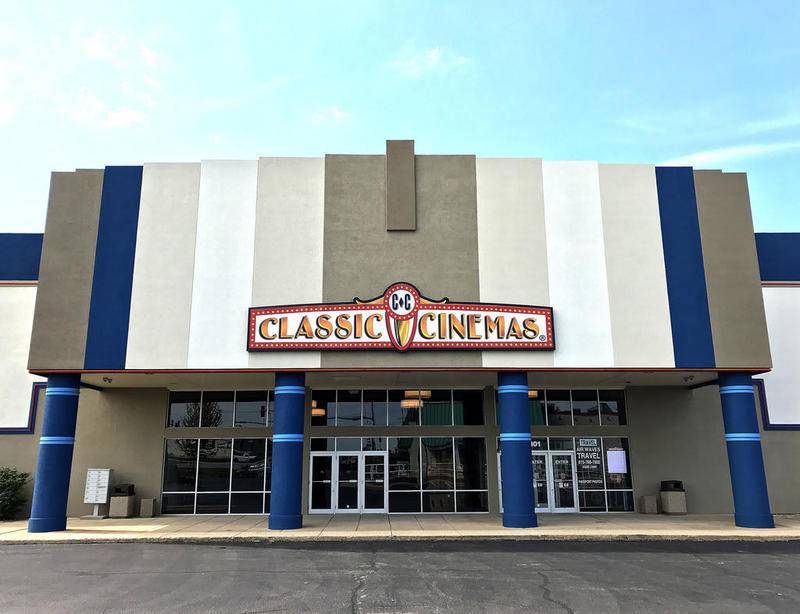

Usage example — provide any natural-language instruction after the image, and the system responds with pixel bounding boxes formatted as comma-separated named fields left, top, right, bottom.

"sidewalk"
left=2, top=513, right=800, bottom=544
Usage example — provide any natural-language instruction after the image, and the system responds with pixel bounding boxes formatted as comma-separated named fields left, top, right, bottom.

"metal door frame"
left=308, top=451, right=388, bottom=514
left=360, top=451, right=388, bottom=513
left=546, top=451, right=579, bottom=513
left=309, top=451, right=335, bottom=514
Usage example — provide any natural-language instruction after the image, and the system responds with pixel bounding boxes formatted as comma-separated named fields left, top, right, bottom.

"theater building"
left=0, top=141, right=798, bottom=532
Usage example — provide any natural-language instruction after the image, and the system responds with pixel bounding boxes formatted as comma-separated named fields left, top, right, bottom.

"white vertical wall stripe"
left=187, top=160, right=258, bottom=368
left=126, top=163, right=200, bottom=368
left=0, top=286, right=42, bottom=427
left=249, top=157, right=324, bottom=369
left=761, top=287, right=800, bottom=424
left=542, top=161, right=614, bottom=367
left=476, top=158, right=553, bottom=368
left=598, top=164, right=675, bottom=367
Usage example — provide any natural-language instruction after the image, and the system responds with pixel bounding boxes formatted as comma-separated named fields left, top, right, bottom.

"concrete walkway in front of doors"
left=1, top=513, right=799, bottom=544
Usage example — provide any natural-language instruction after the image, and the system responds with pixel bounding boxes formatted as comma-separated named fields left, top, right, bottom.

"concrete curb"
left=3, top=533, right=800, bottom=546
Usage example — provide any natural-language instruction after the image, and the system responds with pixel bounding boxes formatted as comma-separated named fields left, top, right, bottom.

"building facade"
left=1, top=141, right=799, bottom=531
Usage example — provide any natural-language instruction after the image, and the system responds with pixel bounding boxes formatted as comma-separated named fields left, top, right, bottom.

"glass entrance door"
left=308, top=452, right=388, bottom=514
left=548, top=453, right=578, bottom=512
left=309, top=453, right=334, bottom=513
left=336, top=454, right=360, bottom=512
left=532, top=452, right=550, bottom=510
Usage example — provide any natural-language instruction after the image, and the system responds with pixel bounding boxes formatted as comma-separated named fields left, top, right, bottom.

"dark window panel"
left=600, top=390, right=627, bottom=426
left=579, top=490, right=607, bottom=512
left=421, top=390, right=452, bottom=425
left=607, top=490, right=634, bottom=511
left=362, top=437, right=386, bottom=451
left=231, top=438, right=265, bottom=491
left=230, top=493, right=263, bottom=514
left=335, top=437, right=361, bottom=451
left=309, top=438, right=334, bottom=452
left=423, top=491, right=454, bottom=513
left=572, top=390, right=600, bottom=426
left=161, top=493, right=194, bottom=514
left=197, top=439, right=232, bottom=491
left=455, top=437, right=487, bottom=490
left=201, top=391, right=234, bottom=427
left=422, top=437, right=454, bottom=490
left=311, top=390, right=336, bottom=426
left=311, top=483, right=332, bottom=510
left=549, top=437, right=574, bottom=451
left=388, top=437, right=420, bottom=490
left=603, top=437, right=633, bottom=489
left=389, top=491, right=421, bottom=512
left=196, top=493, right=229, bottom=514
left=529, top=389, right=546, bottom=426
left=388, top=389, right=420, bottom=426
left=167, top=391, right=201, bottom=427
left=162, top=439, right=198, bottom=492
left=363, top=389, right=388, bottom=426
left=234, top=390, right=269, bottom=428
left=456, top=491, right=488, bottom=513
left=264, top=492, right=271, bottom=514
left=453, top=389, right=484, bottom=425
left=545, top=389, right=572, bottom=426
left=336, top=389, right=362, bottom=426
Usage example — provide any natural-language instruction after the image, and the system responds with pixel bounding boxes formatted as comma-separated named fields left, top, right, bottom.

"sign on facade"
left=248, top=282, right=555, bottom=352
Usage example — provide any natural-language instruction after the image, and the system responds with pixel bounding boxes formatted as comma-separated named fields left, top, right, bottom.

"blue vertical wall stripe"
left=0, top=233, right=43, bottom=280
left=84, top=166, right=143, bottom=369
left=655, top=167, right=716, bottom=368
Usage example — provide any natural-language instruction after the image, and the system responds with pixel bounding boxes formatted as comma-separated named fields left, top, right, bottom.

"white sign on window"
left=84, top=468, right=112, bottom=504
left=606, top=449, right=627, bottom=474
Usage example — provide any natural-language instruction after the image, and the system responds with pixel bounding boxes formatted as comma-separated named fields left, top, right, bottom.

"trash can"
left=110, top=484, right=137, bottom=518
left=659, top=480, right=687, bottom=514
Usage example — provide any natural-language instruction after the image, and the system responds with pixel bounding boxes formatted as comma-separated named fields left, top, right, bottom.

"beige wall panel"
left=29, top=170, right=103, bottom=370
left=126, top=164, right=200, bottom=368
left=476, top=158, right=553, bottom=368
left=598, top=164, right=674, bottom=367
left=0, top=392, right=44, bottom=517
left=249, top=158, right=324, bottom=369
left=321, top=155, right=481, bottom=368
left=627, top=386, right=733, bottom=513
left=694, top=171, right=771, bottom=369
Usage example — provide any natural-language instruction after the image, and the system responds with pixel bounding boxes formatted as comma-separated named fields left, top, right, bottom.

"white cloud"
left=661, top=141, right=800, bottom=167
left=105, top=106, right=146, bottom=128
left=309, top=106, right=352, bottom=125
left=81, top=31, right=128, bottom=67
left=140, top=45, right=158, bottom=67
left=391, top=45, right=469, bottom=78
left=0, top=98, right=16, bottom=125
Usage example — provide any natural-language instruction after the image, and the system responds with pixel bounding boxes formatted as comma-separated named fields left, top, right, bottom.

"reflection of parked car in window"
left=233, top=451, right=258, bottom=463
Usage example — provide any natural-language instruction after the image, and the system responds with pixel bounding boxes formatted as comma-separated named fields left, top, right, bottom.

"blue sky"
left=1, top=1, right=799, bottom=231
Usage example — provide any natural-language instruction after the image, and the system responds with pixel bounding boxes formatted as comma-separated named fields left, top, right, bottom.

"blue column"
left=28, top=374, right=81, bottom=533
left=268, top=372, right=306, bottom=530
left=497, top=372, right=537, bottom=528
left=719, top=372, right=774, bottom=528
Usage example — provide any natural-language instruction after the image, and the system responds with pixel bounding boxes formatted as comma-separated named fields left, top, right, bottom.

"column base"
left=268, top=513, right=303, bottom=530
left=28, top=516, right=67, bottom=533
left=502, top=513, right=538, bottom=529
left=734, top=512, right=775, bottom=529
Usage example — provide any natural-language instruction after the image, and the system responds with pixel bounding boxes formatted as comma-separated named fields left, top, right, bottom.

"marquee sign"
left=247, top=282, right=554, bottom=352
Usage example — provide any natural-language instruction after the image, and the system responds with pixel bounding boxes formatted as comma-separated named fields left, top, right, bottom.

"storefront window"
left=200, top=391, right=234, bottom=427
left=162, top=437, right=273, bottom=515
left=600, top=390, right=627, bottom=425
left=453, top=389, right=484, bottom=425
left=335, top=437, right=361, bottom=451
left=362, top=390, right=388, bottom=426
left=336, top=389, right=362, bottom=426
left=361, top=437, right=385, bottom=451
left=529, top=389, right=546, bottom=426
left=388, top=438, right=420, bottom=491
left=545, top=389, right=572, bottom=425
left=311, top=390, right=336, bottom=426
left=571, top=390, right=600, bottom=426
left=167, top=392, right=201, bottom=427
left=163, top=439, right=198, bottom=491
left=388, top=389, right=420, bottom=426
left=197, top=439, right=232, bottom=491
left=421, top=438, right=454, bottom=490
left=234, top=391, right=271, bottom=427
left=421, top=390, right=452, bottom=425
left=575, top=437, right=606, bottom=512
left=603, top=437, right=632, bottom=490
left=454, top=437, right=487, bottom=490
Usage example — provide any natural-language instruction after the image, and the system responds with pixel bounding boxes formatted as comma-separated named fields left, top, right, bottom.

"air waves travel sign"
left=247, top=282, right=554, bottom=352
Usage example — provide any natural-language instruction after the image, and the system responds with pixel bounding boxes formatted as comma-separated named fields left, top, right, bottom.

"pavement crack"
left=536, top=570, right=575, bottom=614
left=350, top=544, right=379, bottom=614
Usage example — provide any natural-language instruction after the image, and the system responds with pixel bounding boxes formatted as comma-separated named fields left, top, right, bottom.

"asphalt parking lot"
left=0, top=540, right=798, bottom=613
